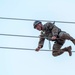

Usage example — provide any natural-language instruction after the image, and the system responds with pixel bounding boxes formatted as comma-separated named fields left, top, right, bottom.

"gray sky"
left=0, top=0, right=75, bottom=75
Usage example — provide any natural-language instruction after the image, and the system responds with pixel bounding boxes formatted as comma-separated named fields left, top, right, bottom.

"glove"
left=51, top=36, right=57, bottom=41
left=35, top=46, right=42, bottom=52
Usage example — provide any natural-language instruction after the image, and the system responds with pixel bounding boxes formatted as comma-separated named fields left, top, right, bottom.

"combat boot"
left=63, top=46, right=72, bottom=56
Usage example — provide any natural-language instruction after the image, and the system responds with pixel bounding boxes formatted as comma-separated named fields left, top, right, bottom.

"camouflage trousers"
left=52, top=31, right=74, bottom=56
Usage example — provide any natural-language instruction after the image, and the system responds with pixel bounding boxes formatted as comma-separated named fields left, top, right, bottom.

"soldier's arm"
left=38, top=35, right=45, bottom=48
left=35, top=32, right=45, bottom=51
left=45, top=22, right=54, bottom=30
left=46, top=22, right=59, bottom=37
left=46, top=22, right=59, bottom=40
left=52, top=26, right=59, bottom=37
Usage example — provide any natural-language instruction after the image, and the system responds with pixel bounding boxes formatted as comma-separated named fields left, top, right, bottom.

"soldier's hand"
left=35, top=46, right=41, bottom=52
left=51, top=36, right=57, bottom=40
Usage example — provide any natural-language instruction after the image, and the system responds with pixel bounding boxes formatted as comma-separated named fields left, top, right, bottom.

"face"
left=35, top=24, right=42, bottom=31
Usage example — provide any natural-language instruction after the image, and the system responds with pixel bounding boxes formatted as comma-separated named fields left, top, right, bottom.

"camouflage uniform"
left=38, top=22, right=74, bottom=56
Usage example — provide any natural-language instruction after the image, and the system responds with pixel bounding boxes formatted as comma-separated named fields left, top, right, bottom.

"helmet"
left=33, top=20, right=42, bottom=28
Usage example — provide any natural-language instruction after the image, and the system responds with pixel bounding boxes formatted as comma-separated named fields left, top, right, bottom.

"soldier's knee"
left=52, top=52, right=58, bottom=57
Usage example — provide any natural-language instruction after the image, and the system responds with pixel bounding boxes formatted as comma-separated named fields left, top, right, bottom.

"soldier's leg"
left=59, top=31, right=75, bottom=45
left=52, top=41, right=72, bottom=56
left=52, top=41, right=65, bottom=57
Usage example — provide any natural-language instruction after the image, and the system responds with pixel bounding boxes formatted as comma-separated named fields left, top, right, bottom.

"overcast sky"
left=0, top=0, right=75, bottom=75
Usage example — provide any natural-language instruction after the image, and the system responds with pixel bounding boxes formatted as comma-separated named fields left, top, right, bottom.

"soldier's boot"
left=63, top=46, right=72, bottom=56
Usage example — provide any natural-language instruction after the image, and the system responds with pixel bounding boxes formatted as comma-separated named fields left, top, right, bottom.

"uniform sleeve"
left=45, top=22, right=59, bottom=37
left=38, top=31, right=45, bottom=48
left=52, top=26, right=59, bottom=37
left=45, top=22, right=54, bottom=30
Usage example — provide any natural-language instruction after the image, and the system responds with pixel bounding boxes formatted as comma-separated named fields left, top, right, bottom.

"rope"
left=0, top=46, right=75, bottom=52
left=0, top=17, right=75, bottom=24
left=0, top=33, right=39, bottom=38
left=0, top=33, right=61, bottom=40
left=0, top=46, right=50, bottom=51
left=49, top=41, right=51, bottom=50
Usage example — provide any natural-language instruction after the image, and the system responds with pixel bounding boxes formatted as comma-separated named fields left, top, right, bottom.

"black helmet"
left=33, top=20, right=42, bottom=28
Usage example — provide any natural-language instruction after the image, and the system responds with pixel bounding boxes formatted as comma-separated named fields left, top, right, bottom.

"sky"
left=0, top=0, right=75, bottom=75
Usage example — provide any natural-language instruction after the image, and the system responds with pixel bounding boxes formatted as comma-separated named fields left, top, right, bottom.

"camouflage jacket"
left=38, top=22, right=61, bottom=47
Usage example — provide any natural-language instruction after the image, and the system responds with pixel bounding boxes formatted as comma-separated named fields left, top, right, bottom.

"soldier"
left=33, top=20, right=75, bottom=56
